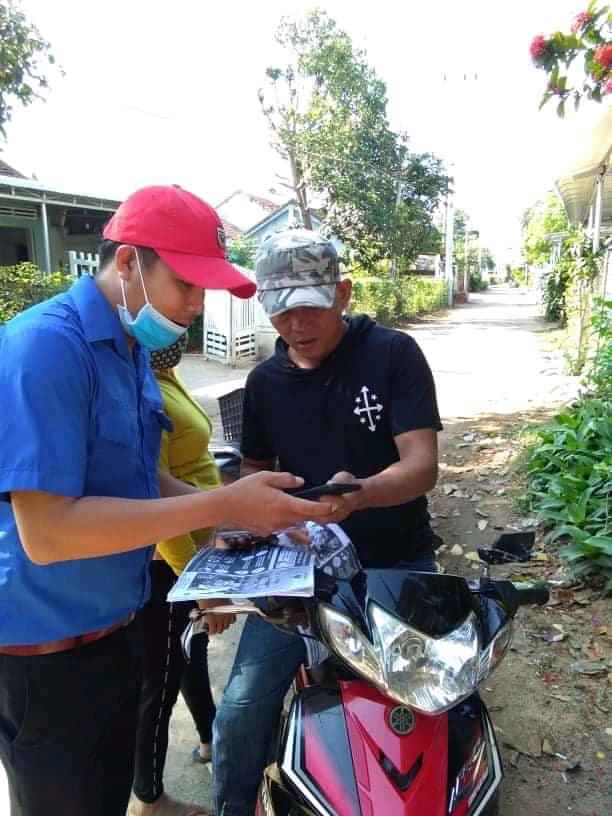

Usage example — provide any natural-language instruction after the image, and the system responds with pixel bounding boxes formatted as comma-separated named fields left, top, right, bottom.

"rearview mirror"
left=477, top=531, right=535, bottom=565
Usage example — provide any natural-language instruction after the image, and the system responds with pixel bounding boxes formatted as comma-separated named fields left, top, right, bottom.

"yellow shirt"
left=155, top=368, right=221, bottom=575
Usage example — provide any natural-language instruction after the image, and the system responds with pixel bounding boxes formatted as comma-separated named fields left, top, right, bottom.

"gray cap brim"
left=259, top=284, right=337, bottom=318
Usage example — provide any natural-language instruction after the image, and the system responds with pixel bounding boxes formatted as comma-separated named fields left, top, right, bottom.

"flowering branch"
left=530, top=1, right=611, bottom=116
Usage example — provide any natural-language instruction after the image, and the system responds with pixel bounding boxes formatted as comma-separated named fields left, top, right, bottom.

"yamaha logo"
left=389, top=706, right=415, bottom=735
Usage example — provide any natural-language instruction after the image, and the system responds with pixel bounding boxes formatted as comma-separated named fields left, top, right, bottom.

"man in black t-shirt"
left=213, top=229, right=442, bottom=816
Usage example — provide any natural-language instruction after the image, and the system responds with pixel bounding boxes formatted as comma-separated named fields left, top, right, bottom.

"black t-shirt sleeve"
left=240, top=369, right=276, bottom=461
left=389, top=334, right=442, bottom=435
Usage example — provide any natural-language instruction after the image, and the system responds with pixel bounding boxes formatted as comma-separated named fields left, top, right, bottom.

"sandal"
left=191, top=745, right=212, bottom=764
left=127, top=791, right=211, bottom=816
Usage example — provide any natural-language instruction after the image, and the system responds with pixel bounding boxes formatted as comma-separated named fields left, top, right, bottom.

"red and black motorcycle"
left=251, top=532, right=549, bottom=816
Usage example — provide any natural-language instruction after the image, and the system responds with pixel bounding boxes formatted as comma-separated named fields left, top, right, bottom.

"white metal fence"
left=68, top=251, right=99, bottom=277
left=203, top=266, right=257, bottom=364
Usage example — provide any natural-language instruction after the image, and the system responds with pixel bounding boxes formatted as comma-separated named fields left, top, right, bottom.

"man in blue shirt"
left=0, top=186, right=334, bottom=816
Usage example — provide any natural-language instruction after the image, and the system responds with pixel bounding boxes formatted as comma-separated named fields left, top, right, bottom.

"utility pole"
left=444, top=194, right=455, bottom=306
left=389, top=178, right=404, bottom=279
left=463, top=220, right=470, bottom=301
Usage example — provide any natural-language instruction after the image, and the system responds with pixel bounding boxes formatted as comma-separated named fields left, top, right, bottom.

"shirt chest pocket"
left=95, top=403, right=139, bottom=449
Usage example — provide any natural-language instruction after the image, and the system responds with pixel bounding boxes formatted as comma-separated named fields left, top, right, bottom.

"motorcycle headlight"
left=478, top=622, right=512, bottom=682
left=370, top=604, right=481, bottom=714
left=318, top=604, right=384, bottom=687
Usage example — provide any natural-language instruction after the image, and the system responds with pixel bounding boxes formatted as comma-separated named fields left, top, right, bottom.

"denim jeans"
left=212, top=553, right=437, bottom=816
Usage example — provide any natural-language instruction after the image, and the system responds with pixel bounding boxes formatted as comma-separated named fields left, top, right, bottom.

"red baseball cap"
left=103, top=185, right=256, bottom=298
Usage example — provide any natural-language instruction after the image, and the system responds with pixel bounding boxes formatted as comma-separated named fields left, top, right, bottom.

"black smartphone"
left=285, top=483, right=362, bottom=500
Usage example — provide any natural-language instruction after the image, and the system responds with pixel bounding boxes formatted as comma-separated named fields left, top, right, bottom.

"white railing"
left=203, top=266, right=257, bottom=364
left=68, top=251, right=99, bottom=277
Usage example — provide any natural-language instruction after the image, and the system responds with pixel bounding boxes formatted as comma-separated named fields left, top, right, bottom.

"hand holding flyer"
left=167, top=522, right=360, bottom=603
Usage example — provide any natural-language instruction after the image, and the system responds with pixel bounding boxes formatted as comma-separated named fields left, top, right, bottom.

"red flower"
left=530, top=34, right=549, bottom=63
left=594, top=44, right=612, bottom=70
left=571, top=11, right=592, bottom=34
left=593, top=43, right=612, bottom=71
left=604, top=78, right=612, bottom=95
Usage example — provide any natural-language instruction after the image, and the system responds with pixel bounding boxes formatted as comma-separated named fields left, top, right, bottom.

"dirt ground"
left=432, top=413, right=611, bottom=816
left=3, top=288, right=609, bottom=815
left=170, top=286, right=611, bottom=815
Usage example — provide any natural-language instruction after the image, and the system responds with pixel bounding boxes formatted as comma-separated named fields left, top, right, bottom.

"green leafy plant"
left=543, top=257, right=572, bottom=323
left=508, top=266, right=531, bottom=288
left=521, top=398, right=612, bottom=590
left=521, top=299, right=612, bottom=589
left=349, top=275, right=448, bottom=324
left=0, top=1, right=60, bottom=137
left=585, top=297, right=612, bottom=395
left=259, top=9, right=448, bottom=269
left=530, top=1, right=611, bottom=116
left=469, top=270, right=489, bottom=292
left=227, top=235, right=256, bottom=269
left=562, top=231, right=604, bottom=374
left=0, top=262, right=71, bottom=323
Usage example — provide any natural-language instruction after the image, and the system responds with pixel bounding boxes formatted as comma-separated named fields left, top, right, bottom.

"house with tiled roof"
left=0, top=160, right=120, bottom=272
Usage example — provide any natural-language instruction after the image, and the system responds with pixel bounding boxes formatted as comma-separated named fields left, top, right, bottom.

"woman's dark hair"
left=98, top=240, right=159, bottom=273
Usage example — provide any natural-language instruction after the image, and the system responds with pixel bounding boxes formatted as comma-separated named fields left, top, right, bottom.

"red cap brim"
left=156, top=249, right=256, bottom=299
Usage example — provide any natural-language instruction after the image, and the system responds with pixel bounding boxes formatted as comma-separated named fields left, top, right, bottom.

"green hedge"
left=0, top=262, right=72, bottom=324
left=520, top=301, right=612, bottom=591
left=349, top=275, right=448, bottom=325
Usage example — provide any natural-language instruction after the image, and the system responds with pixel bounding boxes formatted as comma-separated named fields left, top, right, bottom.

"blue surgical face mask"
left=117, top=249, right=188, bottom=351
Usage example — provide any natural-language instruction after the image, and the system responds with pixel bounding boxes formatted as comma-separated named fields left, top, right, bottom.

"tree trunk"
left=289, top=150, right=313, bottom=230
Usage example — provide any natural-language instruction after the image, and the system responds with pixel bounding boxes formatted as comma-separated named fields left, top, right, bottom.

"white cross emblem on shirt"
left=354, top=385, right=383, bottom=432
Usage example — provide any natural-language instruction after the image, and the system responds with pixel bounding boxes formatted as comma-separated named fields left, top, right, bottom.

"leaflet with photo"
left=167, top=539, right=315, bottom=602
left=168, top=522, right=361, bottom=605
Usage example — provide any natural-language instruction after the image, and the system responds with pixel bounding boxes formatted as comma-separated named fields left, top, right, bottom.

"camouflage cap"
left=255, top=229, right=340, bottom=318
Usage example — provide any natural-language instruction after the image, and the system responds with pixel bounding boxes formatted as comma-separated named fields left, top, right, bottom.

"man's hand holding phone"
left=285, top=474, right=365, bottom=523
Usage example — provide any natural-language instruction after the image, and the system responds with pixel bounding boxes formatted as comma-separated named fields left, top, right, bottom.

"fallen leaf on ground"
left=542, top=738, right=555, bottom=755
left=541, top=629, right=566, bottom=643
left=478, top=519, right=489, bottom=531
left=569, top=660, right=607, bottom=676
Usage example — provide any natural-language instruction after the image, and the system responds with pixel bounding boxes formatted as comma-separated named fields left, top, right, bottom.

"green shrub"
left=521, top=398, right=612, bottom=590
left=585, top=298, right=612, bottom=397
left=0, top=262, right=72, bottom=324
left=187, top=315, right=203, bottom=352
left=543, top=260, right=571, bottom=324
left=349, top=275, right=448, bottom=324
left=469, top=270, right=489, bottom=292
left=508, top=266, right=531, bottom=288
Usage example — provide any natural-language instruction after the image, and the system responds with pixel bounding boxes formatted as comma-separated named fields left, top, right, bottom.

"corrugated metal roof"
left=555, top=105, right=612, bottom=227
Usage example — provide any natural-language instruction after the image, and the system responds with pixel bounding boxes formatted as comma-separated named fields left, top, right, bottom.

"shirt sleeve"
left=240, top=369, right=276, bottom=462
left=0, top=324, right=92, bottom=501
left=388, top=334, right=443, bottom=436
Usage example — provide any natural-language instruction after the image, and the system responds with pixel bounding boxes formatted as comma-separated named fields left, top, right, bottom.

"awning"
left=555, top=105, right=612, bottom=228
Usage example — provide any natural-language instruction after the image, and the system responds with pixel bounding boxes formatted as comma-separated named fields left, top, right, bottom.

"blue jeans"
left=212, top=553, right=437, bottom=816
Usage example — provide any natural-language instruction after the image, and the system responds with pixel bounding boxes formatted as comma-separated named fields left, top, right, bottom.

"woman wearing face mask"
left=128, top=335, right=235, bottom=816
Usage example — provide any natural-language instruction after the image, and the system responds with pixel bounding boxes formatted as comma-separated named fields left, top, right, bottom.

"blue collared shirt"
left=0, top=275, right=170, bottom=645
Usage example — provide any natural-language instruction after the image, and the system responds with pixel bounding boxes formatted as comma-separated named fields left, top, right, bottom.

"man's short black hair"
left=98, top=240, right=159, bottom=273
